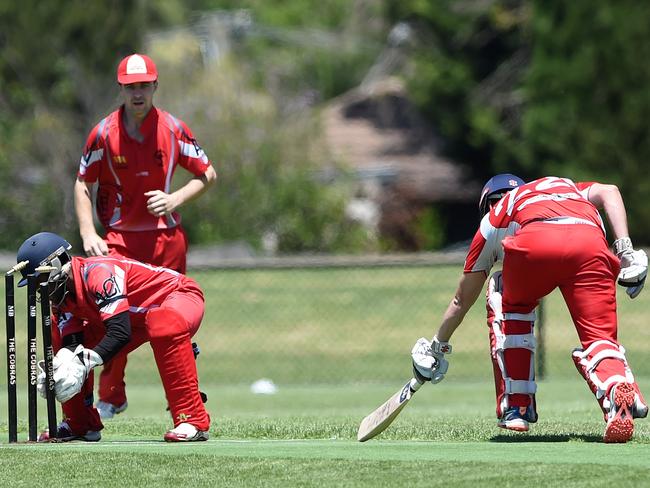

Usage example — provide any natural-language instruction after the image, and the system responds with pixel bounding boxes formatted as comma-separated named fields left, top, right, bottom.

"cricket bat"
left=357, top=377, right=424, bottom=442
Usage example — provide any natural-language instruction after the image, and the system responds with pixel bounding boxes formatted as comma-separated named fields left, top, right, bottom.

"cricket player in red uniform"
left=74, top=53, right=217, bottom=419
left=411, top=175, right=648, bottom=443
left=17, top=232, right=210, bottom=442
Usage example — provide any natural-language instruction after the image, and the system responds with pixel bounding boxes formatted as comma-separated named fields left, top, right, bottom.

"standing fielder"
left=74, top=53, right=217, bottom=419
left=411, top=175, right=648, bottom=443
left=18, top=232, right=210, bottom=442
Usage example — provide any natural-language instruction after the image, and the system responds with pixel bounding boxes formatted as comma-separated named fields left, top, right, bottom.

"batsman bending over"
left=411, top=175, right=648, bottom=443
left=15, top=232, right=210, bottom=442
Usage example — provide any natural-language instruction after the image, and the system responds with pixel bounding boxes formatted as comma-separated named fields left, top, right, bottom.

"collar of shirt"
left=118, top=105, right=159, bottom=142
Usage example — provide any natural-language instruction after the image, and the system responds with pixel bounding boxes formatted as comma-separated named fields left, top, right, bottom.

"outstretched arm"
left=411, top=271, right=487, bottom=384
left=435, top=271, right=487, bottom=342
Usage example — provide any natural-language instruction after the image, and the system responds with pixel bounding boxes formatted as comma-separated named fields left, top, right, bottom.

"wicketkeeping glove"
left=52, top=345, right=104, bottom=403
left=36, top=359, right=54, bottom=399
left=614, top=237, right=648, bottom=299
left=411, top=336, right=452, bottom=384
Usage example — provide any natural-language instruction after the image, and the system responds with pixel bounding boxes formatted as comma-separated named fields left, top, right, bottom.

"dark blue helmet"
left=478, top=173, right=525, bottom=216
left=16, top=232, right=72, bottom=287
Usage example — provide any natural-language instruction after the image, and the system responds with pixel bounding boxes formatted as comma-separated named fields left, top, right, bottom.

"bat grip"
left=410, top=377, right=424, bottom=392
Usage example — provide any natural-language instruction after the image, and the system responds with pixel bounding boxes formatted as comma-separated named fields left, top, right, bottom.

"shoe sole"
left=163, top=432, right=209, bottom=442
left=497, top=419, right=528, bottom=432
left=114, top=403, right=128, bottom=414
left=604, top=382, right=635, bottom=443
left=38, top=431, right=101, bottom=443
left=497, top=421, right=529, bottom=432
left=57, top=434, right=102, bottom=442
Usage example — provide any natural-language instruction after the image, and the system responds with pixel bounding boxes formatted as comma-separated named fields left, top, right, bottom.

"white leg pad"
left=488, top=271, right=537, bottom=418
left=572, top=340, right=636, bottom=410
left=505, top=379, right=537, bottom=395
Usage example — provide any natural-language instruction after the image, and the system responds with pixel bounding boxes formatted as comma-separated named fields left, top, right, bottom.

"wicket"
left=4, top=262, right=58, bottom=443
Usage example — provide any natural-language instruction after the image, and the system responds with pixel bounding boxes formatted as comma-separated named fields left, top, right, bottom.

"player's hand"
left=145, top=190, right=180, bottom=217
left=614, top=237, right=648, bottom=298
left=411, top=336, right=452, bottom=384
left=37, top=354, right=68, bottom=399
left=52, top=345, right=103, bottom=403
left=82, top=233, right=109, bottom=257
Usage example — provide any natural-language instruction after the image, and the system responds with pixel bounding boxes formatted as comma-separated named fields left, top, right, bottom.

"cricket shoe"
left=604, top=382, right=635, bottom=443
left=96, top=400, right=128, bottom=420
left=633, top=393, right=648, bottom=419
left=497, top=406, right=535, bottom=432
left=164, top=422, right=209, bottom=442
left=38, top=421, right=102, bottom=443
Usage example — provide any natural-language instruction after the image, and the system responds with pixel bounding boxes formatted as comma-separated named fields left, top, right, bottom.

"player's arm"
left=587, top=182, right=647, bottom=298
left=48, top=314, right=129, bottom=403
left=586, top=183, right=629, bottom=240
left=436, top=271, right=487, bottom=341
left=58, top=312, right=130, bottom=362
left=74, top=177, right=109, bottom=256
left=94, top=312, right=132, bottom=362
left=145, top=165, right=217, bottom=217
left=411, top=271, right=486, bottom=384
left=145, top=121, right=217, bottom=217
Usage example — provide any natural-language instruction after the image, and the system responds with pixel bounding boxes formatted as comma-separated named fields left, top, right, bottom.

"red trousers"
left=499, top=222, right=627, bottom=409
left=502, top=222, right=620, bottom=344
left=56, top=279, right=210, bottom=434
left=100, top=226, right=188, bottom=406
left=105, top=226, right=188, bottom=274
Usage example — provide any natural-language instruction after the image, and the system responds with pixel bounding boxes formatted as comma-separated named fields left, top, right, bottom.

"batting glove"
left=52, top=345, right=103, bottom=403
left=411, top=336, right=452, bottom=384
left=614, top=237, right=648, bottom=298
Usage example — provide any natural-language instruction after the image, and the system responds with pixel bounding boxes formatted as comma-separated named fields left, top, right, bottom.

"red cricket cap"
left=117, top=54, right=158, bottom=84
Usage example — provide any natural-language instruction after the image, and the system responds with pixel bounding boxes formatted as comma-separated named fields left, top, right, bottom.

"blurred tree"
left=522, top=1, right=650, bottom=241
left=0, top=0, right=191, bottom=249
left=152, top=34, right=374, bottom=253
left=0, top=0, right=384, bottom=252
left=385, top=0, right=530, bottom=182
left=386, top=0, right=650, bottom=243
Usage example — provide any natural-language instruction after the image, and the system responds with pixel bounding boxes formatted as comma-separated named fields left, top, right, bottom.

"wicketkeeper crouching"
left=15, top=231, right=211, bottom=442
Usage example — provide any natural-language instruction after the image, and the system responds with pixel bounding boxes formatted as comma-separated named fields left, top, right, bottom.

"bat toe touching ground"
left=357, top=378, right=423, bottom=442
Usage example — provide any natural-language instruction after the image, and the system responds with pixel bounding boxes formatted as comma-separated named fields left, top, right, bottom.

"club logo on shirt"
left=154, top=150, right=164, bottom=166
left=95, top=276, right=121, bottom=304
left=113, top=155, right=128, bottom=165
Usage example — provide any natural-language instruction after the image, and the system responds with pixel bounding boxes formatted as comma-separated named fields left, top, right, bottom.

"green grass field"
left=1, top=265, right=650, bottom=486
left=1, top=380, right=650, bottom=487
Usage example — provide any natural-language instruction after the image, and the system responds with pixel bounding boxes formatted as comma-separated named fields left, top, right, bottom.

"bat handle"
left=410, top=377, right=424, bottom=392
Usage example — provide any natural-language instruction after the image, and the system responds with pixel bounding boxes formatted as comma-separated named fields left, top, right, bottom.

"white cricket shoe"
left=164, top=422, right=209, bottom=442
left=96, top=400, right=128, bottom=420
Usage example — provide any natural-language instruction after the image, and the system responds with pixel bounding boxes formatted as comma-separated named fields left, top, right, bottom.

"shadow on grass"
left=490, top=433, right=602, bottom=443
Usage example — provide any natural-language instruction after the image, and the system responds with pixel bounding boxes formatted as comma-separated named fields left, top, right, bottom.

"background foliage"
left=386, top=0, right=650, bottom=242
left=2, top=1, right=650, bottom=250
